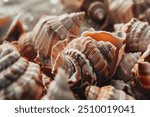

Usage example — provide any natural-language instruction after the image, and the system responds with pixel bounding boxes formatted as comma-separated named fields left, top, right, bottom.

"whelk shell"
left=42, top=68, right=75, bottom=100
left=85, top=85, right=134, bottom=100
left=0, top=42, right=44, bottom=99
left=114, top=18, right=150, bottom=52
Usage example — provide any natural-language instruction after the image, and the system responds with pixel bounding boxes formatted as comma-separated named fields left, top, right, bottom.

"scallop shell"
left=0, top=42, right=44, bottom=99
left=0, top=14, right=24, bottom=44
left=116, top=52, right=141, bottom=82
left=85, top=85, right=134, bottom=100
left=19, top=12, right=84, bottom=66
left=132, top=44, right=150, bottom=94
left=114, top=18, right=150, bottom=52
left=52, top=31, right=125, bottom=98
left=42, top=68, right=75, bottom=100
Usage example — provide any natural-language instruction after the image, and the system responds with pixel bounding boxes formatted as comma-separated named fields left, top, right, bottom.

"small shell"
left=132, top=44, right=150, bottom=94
left=0, top=14, right=24, bottom=44
left=20, top=12, right=84, bottom=66
left=0, top=42, right=44, bottom=99
left=139, top=9, right=150, bottom=24
left=85, top=85, right=134, bottom=100
left=116, top=52, right=141, bottom=82
left=42, top=68, right=75, bottom=100
left=114, top=18, right=150, bottom=52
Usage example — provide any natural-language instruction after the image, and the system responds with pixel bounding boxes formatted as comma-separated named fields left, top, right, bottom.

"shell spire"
left=85, top=85, right=134, bottom=100
left=0, top=42, right=44, bottom=99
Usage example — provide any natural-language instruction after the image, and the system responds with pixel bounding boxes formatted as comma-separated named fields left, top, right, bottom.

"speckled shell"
left=20, top=12, right=84, bottom=66
left=108, top=0, right=136, bottom=23
left=0, top=14, right=24, bottom=44
left=0, top=42, right=44, bottom=99
left=85, top=85, right=134, bottom=100
left=52, top=31, right=125, bottom=95
left=42, top=68, right=75, bottom=100
left=116, top=52, right=141, bottom=82
left=132, top=44, right=150, bottom=93
left=114, top=18, right=150, bottom=52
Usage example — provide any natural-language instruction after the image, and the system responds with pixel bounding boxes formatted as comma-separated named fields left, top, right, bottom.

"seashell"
left=42, top=68, right=75, bottom=100
left=52, top=31, right=125, bottom=98
left=0, top=42, right=44, bottom=99
left=85, top=85, right=134, bottom=100
left=108, top=0, right=137, bottom=23
left=61, top=0, right=108, bottom=29
left=0, top=13, right=24, bottom=44
left=139, top=9, right=150, bottom=24
left=18, top=32, right=37, bottom=61
left=116, top=52, right=141, bottom=82
left=114, top=18, right=150, bottom=52
left=19, top=12, right=84, bottom=66
left=132, top=44, right=150, bottom=94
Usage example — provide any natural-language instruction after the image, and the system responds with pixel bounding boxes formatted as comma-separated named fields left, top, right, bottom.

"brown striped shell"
left=42, top=68, right=75, bottom=100
left=0, top=14, right=24, bottom=44
left=132, top=44, right=150, bottom=94
left=114, top=18, right=150, bottom=52
left=85, top=85, right=134, bottom=100
left=116, top=52, right=141, bottom=82
left=0, top=42, right=44, bottom=99
left=52, top=31, right=125, bottom=98
left=18, top=12, right=84, bottom=65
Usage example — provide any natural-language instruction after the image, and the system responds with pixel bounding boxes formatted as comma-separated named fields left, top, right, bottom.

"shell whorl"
left=29, top=12, right=84, bottom=66
left=114, top=18, right=150, bottom=52
left=85, top=85, right=134, bottom=100
left=0, top=42, right=44, bottom=99
left=116, top=52, right=142, bottom=82
left=42, top=68, right=75, bottom=100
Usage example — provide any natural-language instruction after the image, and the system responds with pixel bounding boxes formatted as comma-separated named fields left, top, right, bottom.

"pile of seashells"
left=0, top=0, right=150, bottom=100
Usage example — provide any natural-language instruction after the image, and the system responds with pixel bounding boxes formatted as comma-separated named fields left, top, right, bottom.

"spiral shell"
left=52, top=31, right=125, bottom=98
left=116, top=52, right=141, bottom=82
left=114, top=18, right=150, bottom=52
left=18, top=12, right=84, bottom=65
left=132, top=44, right=150, bottom=94
left=0, top=14, right=24, bottom=44
left=85, top=85, right=134, bottom=100
left=42, top=68, right=75, bottom=100
left=0, top=42, right=44, bottom=99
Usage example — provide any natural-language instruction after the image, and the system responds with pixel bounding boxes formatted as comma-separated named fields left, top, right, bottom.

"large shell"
left=85, top=85, right=134, bottom=100
left=18, top=12, right=84, bottom=65
left=42, top=68, right=75, bottom=100
left=116, top=52, right=141, bottom=82
left=0, top=14, right=24, bottom=44
left=52, top=31, right=125, bottom=98
left=132, top=44, right=150, bottom=94
left=114, top=18, right=150, bottom=52
left=0, top=42, right=44, bottom=99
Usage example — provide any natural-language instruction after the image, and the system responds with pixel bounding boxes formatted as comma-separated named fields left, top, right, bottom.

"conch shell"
left=42, top=68, right=75, bottom=100
left=114, top=18, right=150, bottom=52
left=0, top=42, right=44, bottom=99
left=18, top=12, right=84, bottom=66
left=132, top=44, right=150, bottom=94
left=85, top=85, right=134, bottom=100
left=52, top=31, right=126, bottom=98
left=116, top=52, right=141, bottom=82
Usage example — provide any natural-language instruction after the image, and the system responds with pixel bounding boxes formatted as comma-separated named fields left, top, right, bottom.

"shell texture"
left=19, top=12, right=84, bottom=66
left=114, top=18, right=150, bottom=52
left=52, top=31, right=126, bottom=97
left=85, top=85, right=134, bottom=100
left=0, top=42, right=44, bottom=99
left=116, top=52, right=141, bottom=82
left=42, top=68, right=75, bottom=100
left=132, top=44, right=150, bottom=94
